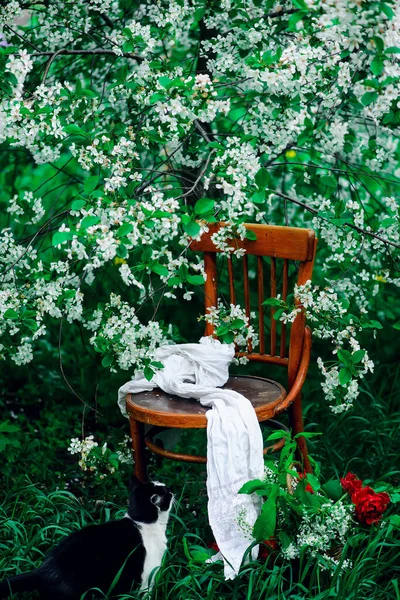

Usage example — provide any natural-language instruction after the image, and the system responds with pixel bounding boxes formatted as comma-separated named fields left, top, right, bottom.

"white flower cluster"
left=204, top=301, right=258, bottom=360
left=277, top=281, right=375, bottom=413
left=282, top=499, right=354, bottom=572
left=68, top=435, right=128, bottom=478
left=86, top=293, right=168, bottom=372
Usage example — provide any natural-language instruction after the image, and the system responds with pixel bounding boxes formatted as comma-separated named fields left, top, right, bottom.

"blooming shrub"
left=68, top=434, right=132, bottom=480
left=0, top=0, right=399, bottom=413
left=239, top=432, right=397, bottom=572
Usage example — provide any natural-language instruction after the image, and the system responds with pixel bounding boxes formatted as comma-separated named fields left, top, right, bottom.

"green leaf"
left=216, top=324, right=229, bottom=336
left=80, top=215, right=100, bottom=229
left=117, top=222, right=133, bottom=237
left=252, top=191, right=265, bottom=205
left=386, top=46, right=400, bottom=54
left=255, top=168, right=270, bottom=189
left=183, top=222, right=201, bottom=237
left=77, top=89, right=98, bottom=98
left=246, top=230, right=257, bottom=241
left=84, top=175, right=99, bottom=195
left=238, top=479, right=268, bottom=495
left=339, top=367, right=352, bottom=386
left=64, top=124, right=86, bottom=137
left=190, top=546, right=215, bottom=564
left=370, top=55, right=384, bottom=76
left=101, top=354, right=113, bottom=368
left=194, top=198, right=215, bottom=215
left=361, top=91, right=379, bottom=106
left=150, top=263, right=169, bottom=277
left=150, top=361, right=164, bottom=369
left=262, top=298, right=283, bottom=307
left=305, top=473, right=320, bottom=492
left=222, top=331, right=235, bottom=344
left=351, top=349, right=365, bottom=364
left=394, top=321, right=400, bottom=330
left=362, top=320, right=383, bottom=329
left=71, top=199, right=86, bottom=211
left=149, top=92, right=167, bottom=105
left=320, top=175, right=337, bottom=188
left=294, top=432, right=322, bottom=439
left=273, top=308, right=284, bottom=321
left=287, top=10, right=306, bottom=31
left=144, top=366, right=154, bottom=381
left=167, top=276, right=181, bottom=287
left=337, top=349, right=351, bottom=365
left=253, top=488, right=278, bottom=542
left=116, top=244, right=128, bottom=259
left=0, top=422, right=20, bottom=433
left=267, top=430, right=289, bottom=441
left=186, top=275, right=205, bottom=285
left=194, top=6, right=205, bottom=21
left=381, top=3, right=394, bottom=19
left=158, top=76, right=172, bottom=89
left=4, top=309, right=18, bottom=319
left=52, top=230, right=74, bottom=246
left=388, top=515, right=400, bottom=528
left=23, top=319, right=38, bottom=332
left=371, top=36, right=384, bottom=53
left=230, top=318, right=246, bottom=329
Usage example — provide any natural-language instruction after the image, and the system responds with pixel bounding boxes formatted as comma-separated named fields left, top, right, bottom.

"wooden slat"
left=235, top=352, right=289, bottom=366
left=280, top=259, right=288, bottom=358
left=258, top=256, right=265, bottom=354
left=204, top=252, right=217, bottom=337
left=288, top=238, right=318, bottom=388
left=243, top=255, right=252, bottom=353
left=227, top=256, right=236, bottom=305
left=270, top=257, right=277, bottom=356
left=190, top=223, right=316, bottom=261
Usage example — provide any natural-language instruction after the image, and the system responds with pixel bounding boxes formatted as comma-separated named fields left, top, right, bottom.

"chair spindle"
left=257, top=256, right=265, bottom=354
left=270, top=257, right=277, bottom=356
left=227, top=256, right=236, bottom=305
left=280, top=259, right=289, bottom=358
left=243, top=255, right=252, bottom=352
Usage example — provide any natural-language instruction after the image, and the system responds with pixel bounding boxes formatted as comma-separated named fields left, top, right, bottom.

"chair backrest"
left=190, top=223, right=317, bottom=388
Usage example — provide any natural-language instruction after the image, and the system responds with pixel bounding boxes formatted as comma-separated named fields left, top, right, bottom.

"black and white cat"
left=0, top=477, right=173, bottom=599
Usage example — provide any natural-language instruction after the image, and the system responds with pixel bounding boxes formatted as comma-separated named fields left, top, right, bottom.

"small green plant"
left=239, top=431, right=399, bottom=572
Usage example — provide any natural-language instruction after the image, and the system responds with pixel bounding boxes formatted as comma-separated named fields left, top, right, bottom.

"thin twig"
left=178, top=149, right=216, bottom=200
left=58, top=315, right=100, bottom=415
left=32, top=48, right=143, bottom=61
left=194, top=119, right=212, bottom=143
left=272, top=190, right=400, bottom=249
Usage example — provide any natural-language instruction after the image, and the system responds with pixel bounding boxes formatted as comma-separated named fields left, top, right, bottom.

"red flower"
left=352, top=486, right=390, bottom=525
left=259, top=538, right=279, bottom=561
left=340, top=472, right=363, bottom=496
left=207, top=541, right=219, bottom=552
left=298, top=471, right=314, bottom=494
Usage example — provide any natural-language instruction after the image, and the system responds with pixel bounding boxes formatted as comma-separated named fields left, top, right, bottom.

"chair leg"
left=289, top=393, right=312, bottom=473
left=129, top=418, right=147, bottom=482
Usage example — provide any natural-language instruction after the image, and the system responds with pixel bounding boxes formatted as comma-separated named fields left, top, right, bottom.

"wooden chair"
left=126, top=223, right=317, bottom=480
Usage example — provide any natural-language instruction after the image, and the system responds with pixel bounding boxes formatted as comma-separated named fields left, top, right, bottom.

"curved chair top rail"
left=190, top=223, right=316, bottom=262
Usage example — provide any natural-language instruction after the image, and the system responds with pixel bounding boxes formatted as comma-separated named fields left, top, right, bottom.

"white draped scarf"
left=118, top=337, right=264, bottom=579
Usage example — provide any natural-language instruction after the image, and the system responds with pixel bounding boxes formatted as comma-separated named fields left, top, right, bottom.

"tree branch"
left=272, top=190, right=400, bottom=250
left=32, top=49, right=143, bottom=61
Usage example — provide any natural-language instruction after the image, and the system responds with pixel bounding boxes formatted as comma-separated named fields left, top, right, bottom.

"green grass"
left=0, top=358, right=399, bottom=599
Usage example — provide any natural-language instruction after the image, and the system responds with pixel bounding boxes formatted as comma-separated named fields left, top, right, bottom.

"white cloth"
left=118, top=337, right=264, bottom=579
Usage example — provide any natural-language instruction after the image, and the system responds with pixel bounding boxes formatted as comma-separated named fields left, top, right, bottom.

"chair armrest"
left=273, top=326, right=312, bottom=415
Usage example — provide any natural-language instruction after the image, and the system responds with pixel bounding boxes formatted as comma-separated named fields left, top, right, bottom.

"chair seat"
left=126, top=375, right=287, bottom=428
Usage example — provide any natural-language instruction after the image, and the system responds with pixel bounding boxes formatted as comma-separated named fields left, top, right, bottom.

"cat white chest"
left=136, top=519, right=168, bottom=590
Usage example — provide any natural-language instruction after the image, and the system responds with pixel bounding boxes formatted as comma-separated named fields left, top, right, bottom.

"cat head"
left=127, top=476, right=173, bottom=523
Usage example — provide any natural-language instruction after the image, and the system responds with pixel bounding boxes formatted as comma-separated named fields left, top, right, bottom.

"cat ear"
left=129, top=475, right=141, bottom=491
